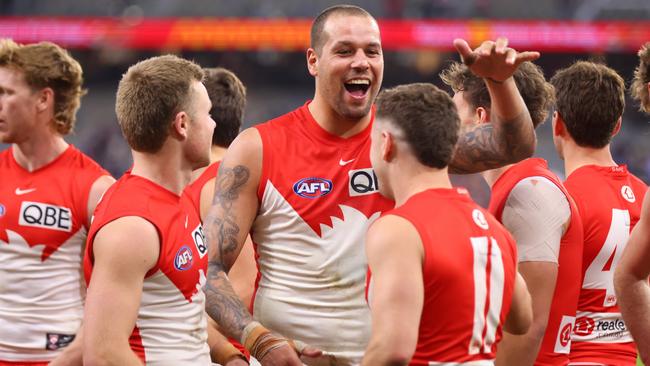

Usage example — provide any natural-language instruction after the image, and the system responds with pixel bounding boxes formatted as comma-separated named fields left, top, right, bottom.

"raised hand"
left=453, top=37, right=540, bottom=82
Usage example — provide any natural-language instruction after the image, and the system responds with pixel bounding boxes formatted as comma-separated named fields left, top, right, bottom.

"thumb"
left=453, top=38, right=476, bottom=65
left=289, top=339, right=323, bottom=358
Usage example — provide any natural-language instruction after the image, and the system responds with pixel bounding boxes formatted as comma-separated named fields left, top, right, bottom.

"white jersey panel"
left=252, top=181, right=380, bottom=364
left=0, top=228, right=85, bottom=361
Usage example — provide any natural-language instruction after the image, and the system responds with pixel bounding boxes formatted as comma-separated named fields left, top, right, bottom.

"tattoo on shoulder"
left=449, top=111, right=532, bottom=174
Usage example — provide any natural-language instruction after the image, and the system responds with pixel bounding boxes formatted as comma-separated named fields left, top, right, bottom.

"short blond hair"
left=115, top=55, right=204, bottom=153
left=0, top=39, right=85, bottom=135
left=631, top=43, right=650, bottom=113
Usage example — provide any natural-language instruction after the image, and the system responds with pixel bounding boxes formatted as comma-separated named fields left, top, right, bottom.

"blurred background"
left=2, top=0, right=650, bottom=206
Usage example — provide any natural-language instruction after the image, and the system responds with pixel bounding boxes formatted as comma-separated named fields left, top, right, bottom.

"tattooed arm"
left=449, top=38, right=539, bottom=174
left=202, top=128, right=304, bottom=365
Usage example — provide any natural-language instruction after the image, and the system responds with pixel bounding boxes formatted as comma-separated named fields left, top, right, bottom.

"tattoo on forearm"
left=204, top=261, right=253, bottom=340
left=449, top=110, right=534, bottom=174
left=203, top=164, right=253, bottom=338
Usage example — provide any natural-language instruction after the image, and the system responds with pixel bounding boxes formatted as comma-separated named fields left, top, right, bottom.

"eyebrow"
left=332, top=40, right=382, bottom=48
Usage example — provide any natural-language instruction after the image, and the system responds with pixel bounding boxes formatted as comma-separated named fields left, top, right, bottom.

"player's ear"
left=476, top=107, right=490, bottom=124
left=552, top=111, right=565, bottom=137
left=307, top=48, right=318, bottom=77
left=612, top=117, right=622, bottom=137
left=170, top=111, right=189, bottom=140
left=35, top=87, right=54, bottom=113
left=381, top=130, right=395, bottom=162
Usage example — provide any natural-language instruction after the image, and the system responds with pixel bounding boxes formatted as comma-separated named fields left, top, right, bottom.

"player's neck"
left=562, top=143, right=616, bottom=177
left=482, top=164, right=515, bottom=188
left=12, top=132, right=68, bottom=172
left=308, top=99, right=371, bottom=138
left=130, top=145, right=194, bottom=196
left=210, top=145, right=227, bottom=163
left=191, top=145, right=227, bottom=183
left=392, top=165, right=452, bottom=207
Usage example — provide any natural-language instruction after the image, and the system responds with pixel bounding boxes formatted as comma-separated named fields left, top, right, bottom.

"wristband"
left=211, top=340, right=247, bottom=365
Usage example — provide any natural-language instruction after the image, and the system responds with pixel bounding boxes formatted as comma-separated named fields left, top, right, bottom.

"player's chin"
left=340, top=101, right=373, bottom=120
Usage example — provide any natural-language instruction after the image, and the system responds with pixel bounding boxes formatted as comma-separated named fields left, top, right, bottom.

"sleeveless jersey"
left=488, top=158, right=584, bottom=365
left=0, top=145, right=108, bottom=362
left=186, top=161, right=220, bottom=214
left=564, top=165, right=647, bottom=364
left=385, top=188, right=517, bottom=365
left=84, top=173, right=210, bottom=365
left=252, top=103, right=394, bottom=364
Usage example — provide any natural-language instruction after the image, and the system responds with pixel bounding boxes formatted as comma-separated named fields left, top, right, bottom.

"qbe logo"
left=174, top=246, right=194, bottom=271
left=19, top=201, right=72, bottom=232
left=293, top=177, right=333, bottom=199
left=192, top=224, right=208, bottom=258
left=348, top=168, right=379, bottom=197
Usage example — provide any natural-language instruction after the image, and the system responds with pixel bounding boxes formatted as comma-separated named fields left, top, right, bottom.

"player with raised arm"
left=442, top=61, right=583, bottom=365
left=550, top=61, right=647, bottom=365
left=361, top=82, right=532, bottom=366
left=82, top=55, right=216, bottom=365
left=202, top=5, right=539, bottom=365
left=0, top=39, right=114, bottom=366
left=615, top=42, right=650, bottom=365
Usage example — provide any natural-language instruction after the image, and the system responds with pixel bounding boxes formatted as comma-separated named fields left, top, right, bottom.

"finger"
left=301, top=346, right=324, bottom=358
left=515, top=51, right=541, bottom=64
left=505, top=48, right=517, bottom=64
left=453, top=38, right=476, bottom=66
left=478, top=40, right=495, bottom=57
left=495, top=37, right=508, bottom=54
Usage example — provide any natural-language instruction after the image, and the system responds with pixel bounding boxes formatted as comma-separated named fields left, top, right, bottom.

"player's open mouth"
left=344, top=79, right=371, bottom=99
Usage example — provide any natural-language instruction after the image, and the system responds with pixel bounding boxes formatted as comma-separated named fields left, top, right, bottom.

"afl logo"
left=621, top=185, right=635, bottom=203
left=174, top=246, right=194, bottom=271
left=293, top=177, right=333, bottom=199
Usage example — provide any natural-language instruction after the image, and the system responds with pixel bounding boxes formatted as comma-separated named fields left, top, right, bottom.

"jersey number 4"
left=583, top=209, right=631, bottom=307
left=469, top=236, right=505, bottom=355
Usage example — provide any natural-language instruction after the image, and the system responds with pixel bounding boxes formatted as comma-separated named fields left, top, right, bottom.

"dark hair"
left=115, top=54, right=204, bottom=153
left=550, top=61, right=625, bottom=148
left=0, top=39, right=85, bottom=135
left=631, top=43, right=650, bottom=113
left=310, top=4, right=375, bottom=53
left=375, top=83, right=459, bottom=169
left=440, top=61, right=554, bottom=128
left=203, top=67, right=246, bottom=147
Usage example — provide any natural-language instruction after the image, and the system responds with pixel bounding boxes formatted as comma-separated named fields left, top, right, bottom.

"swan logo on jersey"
left=174, top=246, right=194, bottom=271
left=19, top=201, right=72, bottom=232
left=621, top=185, right=636, bottom=203
left=348, top=168, right=379, bottom=197
left=293, top=177, right=333, bottom=199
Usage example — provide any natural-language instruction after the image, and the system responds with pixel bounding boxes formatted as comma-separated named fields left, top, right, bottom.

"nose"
left=351, top=49, right=369, bottom=71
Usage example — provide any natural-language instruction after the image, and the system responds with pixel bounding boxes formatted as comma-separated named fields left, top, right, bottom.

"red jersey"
left=383, top=188, right=517, bottom=365
left=488, top=158, right=584, bottom=365
left=251, top=102, right=394, bottom=363
left=0, top=145, right=108, bottom=362
left=564, top=165, right=647, bottom=364
left=84, top=173, right=210, bottom=365
left=185, top=161, right=220, bottom=213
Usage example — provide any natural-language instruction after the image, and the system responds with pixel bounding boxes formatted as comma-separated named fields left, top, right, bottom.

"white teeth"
left=347, top=79, right=370, bottom=85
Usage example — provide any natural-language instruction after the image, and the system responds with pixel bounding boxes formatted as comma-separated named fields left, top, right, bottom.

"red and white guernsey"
left=488, top=158, right=584, bottom=365
left=84, top=173, right=210, bottom=365
left=252, top=103, right=394, bottom=363
left=564, top=165, right=647, bottom=364
left=0, top=146, right=108, bottom=362
left=383, top=188, right=517, bottom=365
